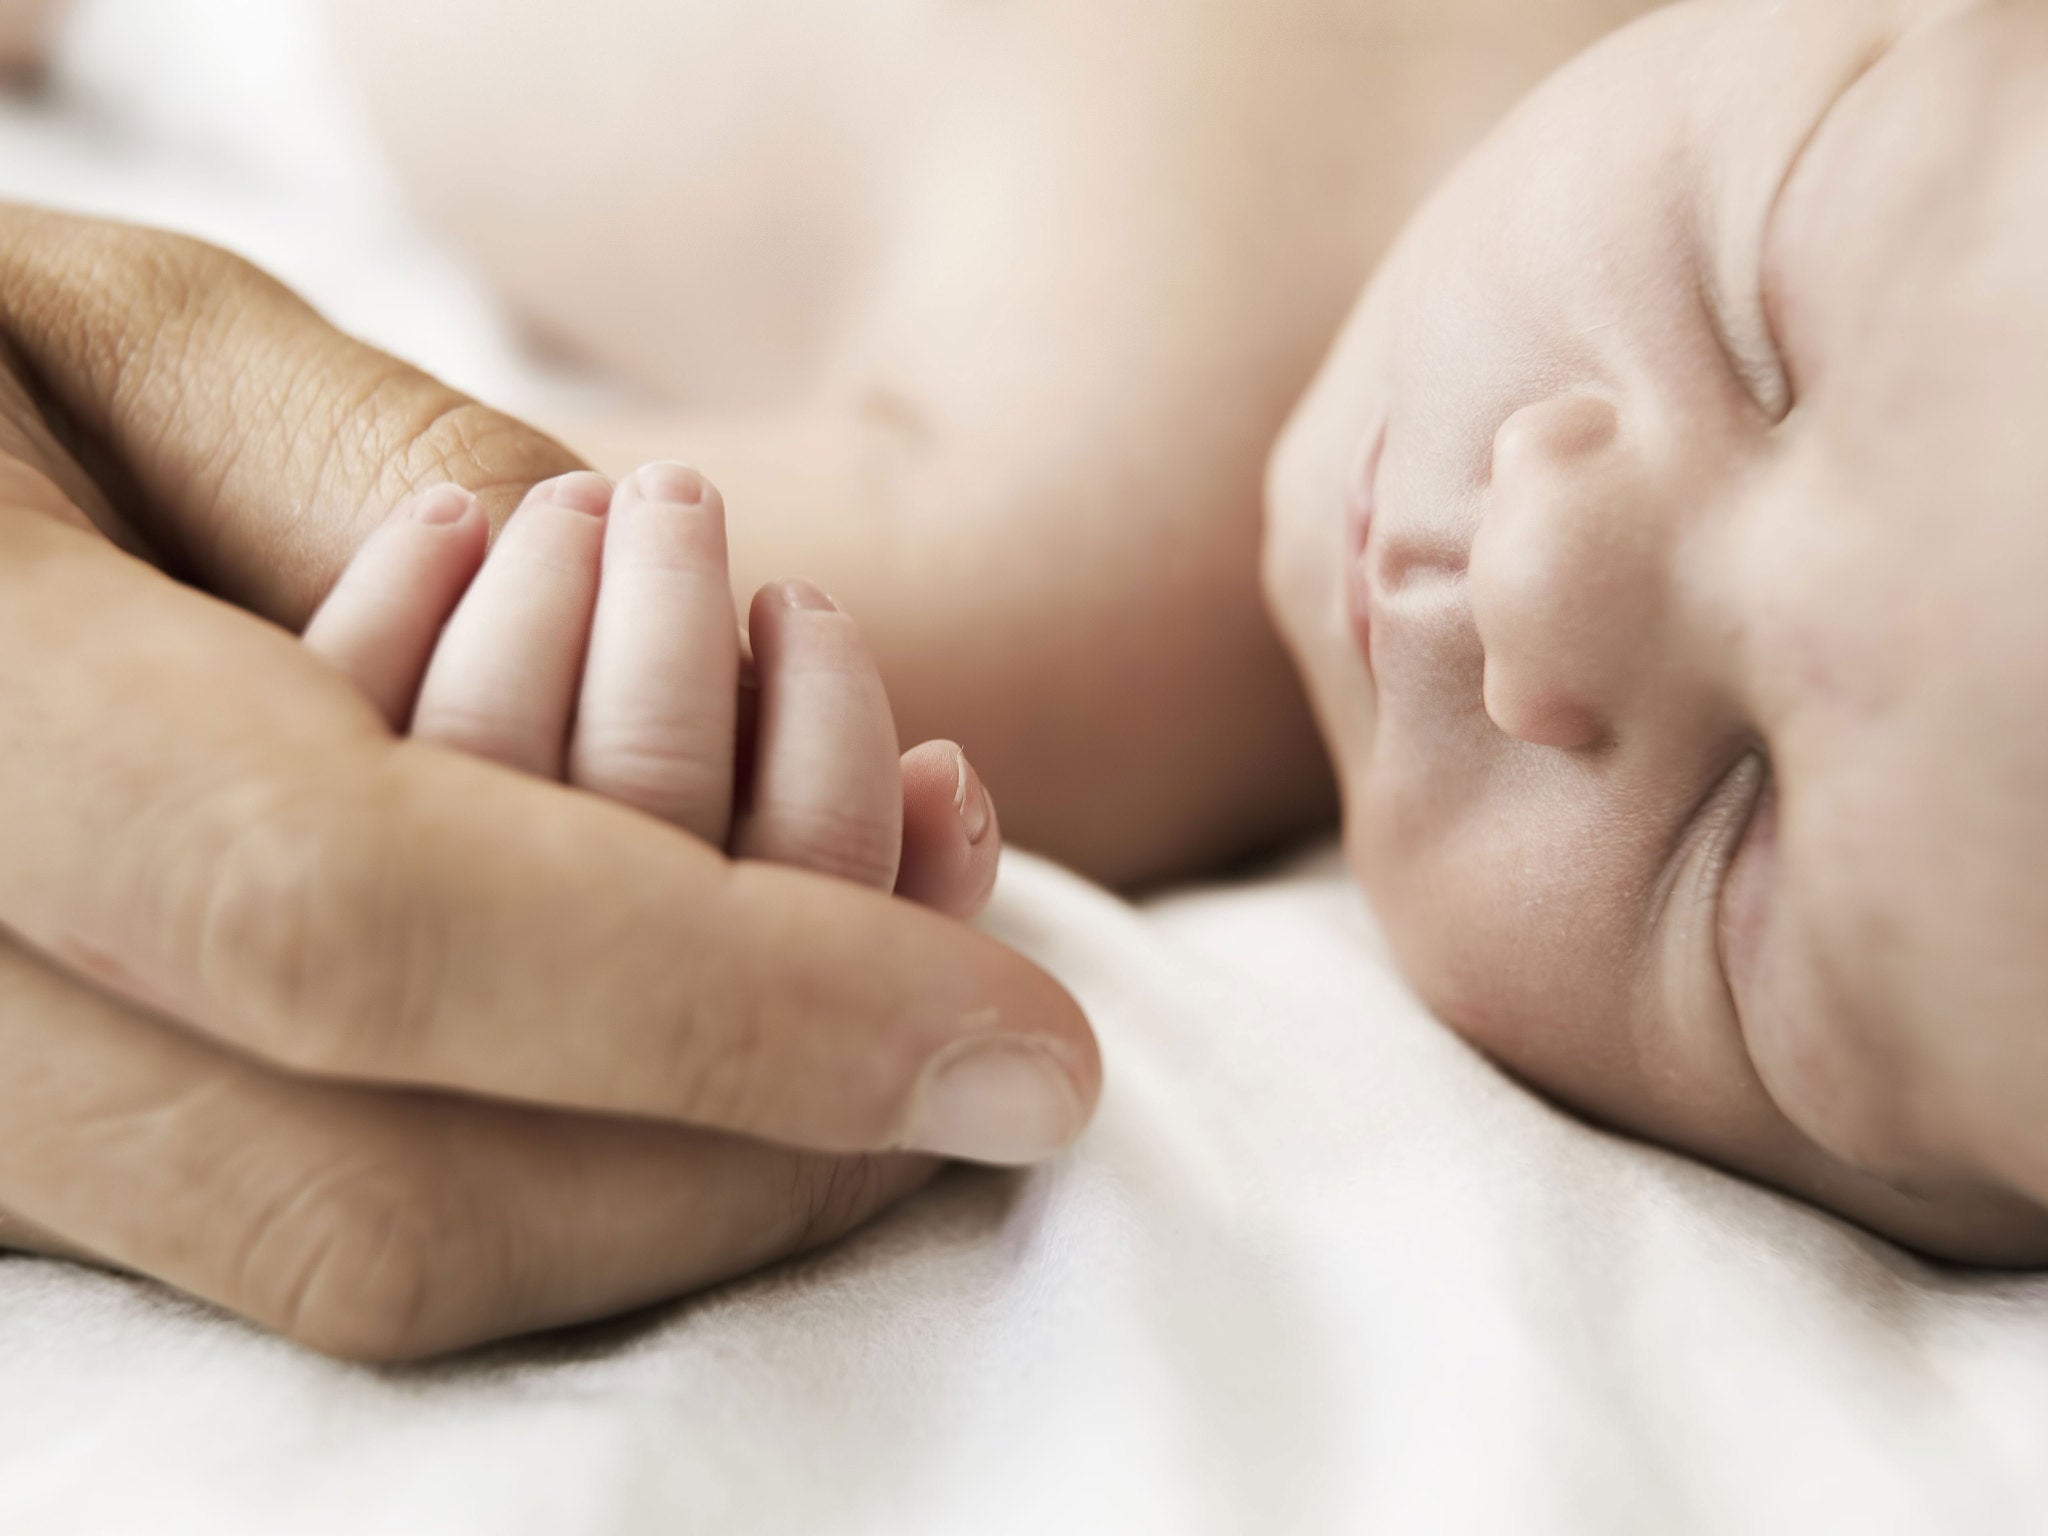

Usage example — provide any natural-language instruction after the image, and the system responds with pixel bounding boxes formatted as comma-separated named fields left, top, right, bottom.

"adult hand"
left=0, top=206, right=1098, bottom=1358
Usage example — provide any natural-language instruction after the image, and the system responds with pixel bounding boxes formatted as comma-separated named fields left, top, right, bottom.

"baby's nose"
left=1467, top=393, right=1667, bottom=751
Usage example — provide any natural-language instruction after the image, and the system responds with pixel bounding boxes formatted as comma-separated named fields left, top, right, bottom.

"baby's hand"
left=303, top=464, right=999, bottom=915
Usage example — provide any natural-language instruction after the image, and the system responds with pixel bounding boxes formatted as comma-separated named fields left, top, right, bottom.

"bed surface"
left=4, top=5, right=2046, bottom=1532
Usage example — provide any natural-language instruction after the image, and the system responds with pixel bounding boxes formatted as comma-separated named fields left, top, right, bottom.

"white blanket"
left=4, top=6, right=2047, bottom=1532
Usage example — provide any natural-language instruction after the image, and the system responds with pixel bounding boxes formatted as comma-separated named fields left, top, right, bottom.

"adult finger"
left=734, top=581, right=905, bottom=891
left=895, top=742, right=1003, bottom=918
left=301, top=484, right=489, bottom=728
left=0, top=512, right=1099, bottom=1166
left=569, top=462, right=741, bottom=843
left=0, top=932, right=935, bottom=1361
left=0, top=204, right=586, bottom=619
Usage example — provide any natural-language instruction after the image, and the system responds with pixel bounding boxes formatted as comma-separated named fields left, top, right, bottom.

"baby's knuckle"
left=416, top=698, right=558, bottom=778
left=573, top=730, right=731, bottom=820
left=756, top=804, right=901, bottom=890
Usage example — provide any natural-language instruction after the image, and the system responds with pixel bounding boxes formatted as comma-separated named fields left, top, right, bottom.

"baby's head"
left=1266, top=0, right=2048, bottom=1260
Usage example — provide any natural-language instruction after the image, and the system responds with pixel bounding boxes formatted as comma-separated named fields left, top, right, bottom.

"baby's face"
left=1267, top=0, right=2048, bottom=1258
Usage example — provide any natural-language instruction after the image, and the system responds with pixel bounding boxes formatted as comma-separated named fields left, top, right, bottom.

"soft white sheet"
left=4, top=6, right=2047, bottom=1532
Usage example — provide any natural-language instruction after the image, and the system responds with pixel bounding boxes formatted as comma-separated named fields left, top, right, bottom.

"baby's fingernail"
left=779, top=578, right=839, bottom=613
left=534, top=471, right=613, bottom=517
left=406, top=484, right=474, bottom=526
left=953, top=748, right=992, bottom=844
left=904, top=1038, right=1084, bottom=1166
left=630, top=461, right=708, bottom=507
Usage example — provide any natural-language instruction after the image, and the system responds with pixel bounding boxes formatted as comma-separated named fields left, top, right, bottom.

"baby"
left=316, top=0, right=2048, bottom=1262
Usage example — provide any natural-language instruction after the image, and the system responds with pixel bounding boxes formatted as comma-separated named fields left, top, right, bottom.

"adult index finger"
left=0, top=204, right=585, bottom=622
left=0, top=509, right=1099, bottom=1165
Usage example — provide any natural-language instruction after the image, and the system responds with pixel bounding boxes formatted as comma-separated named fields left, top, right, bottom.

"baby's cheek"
left=1346, top=780, right=1669, bottom=1131
left=1348, top=824, right=1533, bottom=1061
left=1735, top=828, right=1949, bottom=1185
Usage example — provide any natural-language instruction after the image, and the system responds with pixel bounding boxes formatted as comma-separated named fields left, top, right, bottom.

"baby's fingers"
left=569, top=463, right=740, bottom=844
left=734, top=582, right=903, bottom=890
left=301, top=485, right=487, bottom=728
left=895, top=742, right=1001, bottom=918
left=411, top=472, right=613, bottom=776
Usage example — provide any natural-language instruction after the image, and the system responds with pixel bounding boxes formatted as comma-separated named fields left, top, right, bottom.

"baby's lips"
left=1345, top=420, right=1387, bottom=676
left=1347, top=417, right=1388, bottom=543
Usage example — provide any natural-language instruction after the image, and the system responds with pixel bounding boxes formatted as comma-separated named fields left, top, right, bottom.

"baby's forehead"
left=1391, top=0, right=2048, bottom=436
left=1379, top=2, right=1901, bottom=405
left=1764, top=3, right=2048, bottom=390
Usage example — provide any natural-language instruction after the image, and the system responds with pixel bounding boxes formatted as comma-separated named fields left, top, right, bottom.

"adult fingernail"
left=630, top=460, right=708, bottom=507
left=903, top=1039, right=1084, bottom=1165
left=953, top=748, right=992, bottom=845
left=779, top=578, right=839, bottom=613
left=535, top=471, right=613, bottom=517
left=407, top=484, right=474, bottom=526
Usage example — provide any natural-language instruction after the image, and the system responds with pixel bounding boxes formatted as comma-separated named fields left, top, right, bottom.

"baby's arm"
left=562, top=341, right=1336, bottom=891
left=304, top=462, right=1001, bottom=918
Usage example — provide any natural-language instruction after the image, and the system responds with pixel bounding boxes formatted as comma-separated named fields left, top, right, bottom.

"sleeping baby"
left=312, top=0, right=2048, bottom=1263
left=1266, top=0, right=2048, bottom=1259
